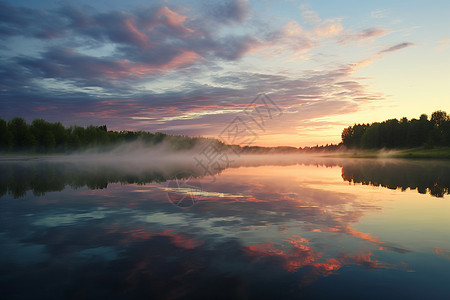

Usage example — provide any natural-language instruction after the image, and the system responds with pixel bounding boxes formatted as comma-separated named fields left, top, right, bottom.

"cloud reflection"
left=2, top=157, right=450, bottom=298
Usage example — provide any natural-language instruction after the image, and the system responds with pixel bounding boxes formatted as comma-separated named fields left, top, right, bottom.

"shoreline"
left=2, top=147, right=450, bottom=161
left=332, top=147, right=450, bottom=159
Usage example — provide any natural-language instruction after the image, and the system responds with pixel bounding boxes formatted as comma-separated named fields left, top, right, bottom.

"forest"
left=0, top=117, right=221, bottom=152
left=341, top=110, right=450, bottom=149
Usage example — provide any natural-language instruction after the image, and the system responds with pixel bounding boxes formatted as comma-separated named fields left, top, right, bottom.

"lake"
left=1, top=155, right=450, bottom=299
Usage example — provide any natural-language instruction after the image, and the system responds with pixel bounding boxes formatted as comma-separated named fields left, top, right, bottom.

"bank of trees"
left=0, top=117, right=215, bottom=153
left=341, top=111, right=450, bottom=149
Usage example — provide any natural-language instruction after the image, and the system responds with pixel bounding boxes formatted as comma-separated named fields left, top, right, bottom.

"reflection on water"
left=2, top=156, right=449, bottom=198
left=1, top=156, right=450, bottom=299
left=341, top=159, right=450, bottom=197
left=0, top=160, right=196, bottom=198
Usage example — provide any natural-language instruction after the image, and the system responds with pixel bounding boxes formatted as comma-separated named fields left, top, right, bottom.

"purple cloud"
left=0, top=2, right=263, bottom=91
left=378, top=42, right=415, bottom=54
left=0, top=2, right=66, bottom=39
left=204, top=0, right=250, bottom=24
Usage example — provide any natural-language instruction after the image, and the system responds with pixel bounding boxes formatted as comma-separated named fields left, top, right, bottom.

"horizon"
left=1, top=0, right=449, bottom=147
left=2, top=109, right=447, bottom=149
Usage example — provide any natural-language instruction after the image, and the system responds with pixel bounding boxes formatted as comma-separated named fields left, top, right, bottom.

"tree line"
left=341, top=110, right=450, bottom=149
left=0, top=117, right=220, bottom=153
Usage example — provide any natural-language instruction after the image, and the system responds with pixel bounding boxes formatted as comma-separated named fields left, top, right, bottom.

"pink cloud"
left=314, top=19, right=344, bottom=37
left=93, top=50, right=202, bottom=79
left=123, top=18, right=149, bottom=48
left=155, top=6, right=194, bottom=34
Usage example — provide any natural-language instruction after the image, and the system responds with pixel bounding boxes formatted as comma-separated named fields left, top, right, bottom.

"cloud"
left=313, top=18, right=344, bottom=37
left=57, top=4, right=194, bottom=48
left=15, top=46, right=202, bottom=90
left=0, top=2, right=66, bottom=39
left=370, top=9, right=389, bottom=19
left=210, top=35, right=259, bottom=60
left=154, top=6, right=194, bottom=33
left=301, top=10, right=321, bottom=25
left=0, top=2, right=264, bottom=93
left=378, top=42, right=415, bottom=54
left=339, top=27, right=389, bottom=44
left=437, top=38, right=450, bottom=51
left=204, top=0, right=250, bottom=24
left=0, top=55, right=385, bottom=139
left=349, top=42, right=415, bottom=70
left=258, top=20, right=314, bottom=57
left=0, top=2, right=259, bottom=62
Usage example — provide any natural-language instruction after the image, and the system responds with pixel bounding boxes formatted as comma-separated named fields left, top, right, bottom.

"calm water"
left=1, top=156, right=450, bottom=299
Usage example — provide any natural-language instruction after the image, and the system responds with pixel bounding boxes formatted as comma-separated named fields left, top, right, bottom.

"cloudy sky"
left=1, top=0, right=449, bottom=146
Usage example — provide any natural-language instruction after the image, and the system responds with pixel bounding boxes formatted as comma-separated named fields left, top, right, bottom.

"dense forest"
left=341, top=110, right=450, bottom=149
left=0, top=117, right=222, bottom=153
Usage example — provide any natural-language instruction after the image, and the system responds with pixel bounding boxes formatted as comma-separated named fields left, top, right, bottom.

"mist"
left=2, top=139, right=404, bottom=172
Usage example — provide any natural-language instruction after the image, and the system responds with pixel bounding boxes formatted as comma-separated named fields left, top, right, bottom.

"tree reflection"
left=0, top=161, right=206, bottom=198
left=341, top=160, right=450, bottom=197
left=1, top=157, right=450, bottom=198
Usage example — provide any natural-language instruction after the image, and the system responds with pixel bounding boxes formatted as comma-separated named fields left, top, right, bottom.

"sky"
left=0, top=0, right=449, bottom=147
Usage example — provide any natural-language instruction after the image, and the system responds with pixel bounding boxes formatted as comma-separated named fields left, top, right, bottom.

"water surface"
left=1, top=156, right=450, bottom=299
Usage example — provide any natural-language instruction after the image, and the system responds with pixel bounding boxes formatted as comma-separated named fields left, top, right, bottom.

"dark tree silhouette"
left=341, top=110, right=450, bottom=149
left=0, top=117, right=223, bottom=153
left=341, top=160, right=450, bottom=197
left=0, top=119, right=13, bottom=151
